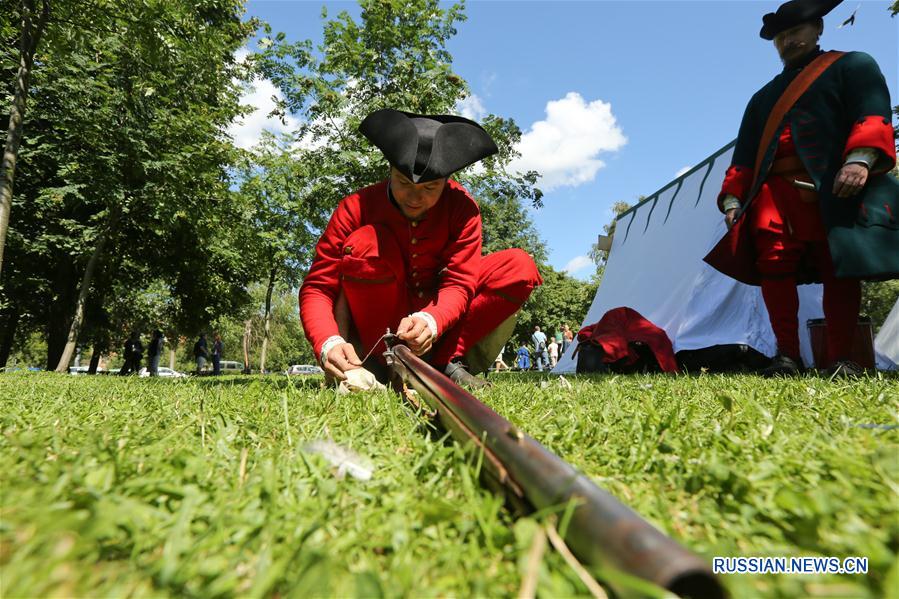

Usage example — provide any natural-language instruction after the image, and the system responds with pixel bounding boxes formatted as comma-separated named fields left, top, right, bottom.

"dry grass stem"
left=546, top=520, right=608, bottom=599
left=517, top=525, right=546, bottom=599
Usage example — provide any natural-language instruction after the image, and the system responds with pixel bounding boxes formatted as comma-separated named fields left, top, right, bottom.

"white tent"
left=553, top=141, right=897, bottom=374
left=875, top=299, right=899, bottom=370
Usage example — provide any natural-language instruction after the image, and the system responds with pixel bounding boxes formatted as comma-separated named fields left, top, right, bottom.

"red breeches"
left=751, top=183, right=861, bottom=365
left=338, top=224, right=540, bottom=365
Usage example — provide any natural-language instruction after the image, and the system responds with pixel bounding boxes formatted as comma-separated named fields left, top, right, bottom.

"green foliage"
left=2, top=0, right=257, bottom=367
left=251, top=0, right=473, bottom=210
left=515, top=265, right=597, bottom=346
left=4, top=331, right=46, bottom=369
left=861, top=280, right=899, bottom=332
left=588, top=199, right=635, bottom=276
left=234, top=135, right=321, bottom=288
left=1, top=373, right=896, bottom=597
left=207, top=285, right=316, bottom=372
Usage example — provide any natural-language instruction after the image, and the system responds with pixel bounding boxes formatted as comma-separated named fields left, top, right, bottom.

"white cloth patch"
left=337, top=367, right=387, bottom=394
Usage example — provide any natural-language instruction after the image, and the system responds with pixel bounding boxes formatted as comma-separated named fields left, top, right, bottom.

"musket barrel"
left=388, top=344, right=725, bottom=599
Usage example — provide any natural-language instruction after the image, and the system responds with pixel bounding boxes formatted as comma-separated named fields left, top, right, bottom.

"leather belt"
left=770, top=155, right=817, bottom=203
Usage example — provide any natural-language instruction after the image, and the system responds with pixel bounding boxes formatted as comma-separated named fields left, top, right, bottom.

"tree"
left=1, top=0, right=257, bottom=370
left=0, top=0, right=49, bottom=275
left=233, top=134, right=320, bottom=373
left=861, top=280, right=899, bottom=333
left=587, top=199, right=635, bottom=282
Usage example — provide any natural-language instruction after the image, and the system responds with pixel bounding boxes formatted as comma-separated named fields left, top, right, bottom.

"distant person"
left=705, top=0, right=898, bottom=377
left=193, top=333, right=209, bottom=374
left=531, top=326, right=548, bottom=372
left=561, top=324, right=574, bottom=355
left=516, top=344, right=531, bottom=371
left=494, top=346, right=510, bottom=372
left=212, top=333, right=223, bottom=376
left=147, top=330, right=164, bottom=376
left=548, top=338, right=559, bottom=369
left=119, top=331, right=143, bottom=376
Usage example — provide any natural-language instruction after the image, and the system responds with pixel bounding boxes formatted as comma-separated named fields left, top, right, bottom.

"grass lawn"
left=1, top=371, right=897, bottom=598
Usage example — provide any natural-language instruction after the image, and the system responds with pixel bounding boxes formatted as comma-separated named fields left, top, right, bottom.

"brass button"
left=417, top=291, right=424, bottom=298
left=343, top=246, right=352, bottom=255
left=415, top=282, right=420, bottom=287
left=412, top=253, right=418, bottom=258
left=412, top=271, right=418, bottom=278
left=411, top=238, right=418, bottom=245
left=411, top=221, right=418, bottom=227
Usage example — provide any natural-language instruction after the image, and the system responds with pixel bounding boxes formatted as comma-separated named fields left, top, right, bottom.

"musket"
left=383, top=335, right=726, bottom=599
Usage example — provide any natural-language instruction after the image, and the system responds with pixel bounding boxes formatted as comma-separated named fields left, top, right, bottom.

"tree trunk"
left=242, top=319, right=252, bottom=373
left=258, top=267, right=277, bottom=374
left=88, top=347, right=101, bottom=374
left=53, top=228, right=112, bottom=372
left=46, top=259, right=76, bottom=369
left=0, top=0, right=50, bottom=276
left=0, top=306, right=19, bottom=369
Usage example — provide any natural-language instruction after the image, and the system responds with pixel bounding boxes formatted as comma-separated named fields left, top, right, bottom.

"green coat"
left=731, top=50, right=898, bottom=280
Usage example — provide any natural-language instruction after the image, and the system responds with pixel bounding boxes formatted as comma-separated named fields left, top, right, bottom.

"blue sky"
left=236, top=0, right=898, bottom=279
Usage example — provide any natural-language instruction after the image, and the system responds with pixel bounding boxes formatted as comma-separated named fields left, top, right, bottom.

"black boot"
left=444, top=360, right=491, bottom=390
left=760, top=353, right=804, bottom=377
left=825, top=360, right=863, bottom=378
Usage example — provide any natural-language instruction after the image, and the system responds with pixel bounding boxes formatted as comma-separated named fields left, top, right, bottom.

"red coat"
left=299, top=179, right=482, bottom=356
left=577, top=307, right=678, bottom=373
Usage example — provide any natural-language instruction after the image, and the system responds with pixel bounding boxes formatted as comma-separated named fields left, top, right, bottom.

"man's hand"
left=397, top=315, right=434, bottom=356
left=725, top=208, right=739, bottom=229
left=832, top=163, right=869, bottom=198
left=323, top=342, right=362, bottom=380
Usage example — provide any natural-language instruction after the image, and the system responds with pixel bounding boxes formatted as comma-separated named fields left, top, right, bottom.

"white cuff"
left=410, top=311, right=438, bottom=340
left=844, top=148, right=878, bottom=169
left=320, top=335, right=347, bottom=365
left=722, top=194, right=741, bottom=212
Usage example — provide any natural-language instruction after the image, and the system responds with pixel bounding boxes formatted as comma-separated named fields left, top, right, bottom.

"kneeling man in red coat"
left=299, top=109, right=542, bottom=389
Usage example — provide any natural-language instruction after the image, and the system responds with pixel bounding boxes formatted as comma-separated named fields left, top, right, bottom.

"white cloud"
left=456, top=94, right=487, bottom=121
left=510, top=92, right=626, bottom=192
left=228, top=50, right=300, bottom=150
left=563, top=255, right=594, bottom=276
left=675, top=165, right=693, bottom=177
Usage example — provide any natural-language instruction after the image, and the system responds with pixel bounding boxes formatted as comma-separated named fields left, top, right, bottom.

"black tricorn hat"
left=359, top=109, right=498, bottom=183
left=760, top=0, right=842, bottom=40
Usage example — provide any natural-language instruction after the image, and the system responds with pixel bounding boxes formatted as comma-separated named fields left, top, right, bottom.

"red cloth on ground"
left=576, top=307, right=678, bottom=373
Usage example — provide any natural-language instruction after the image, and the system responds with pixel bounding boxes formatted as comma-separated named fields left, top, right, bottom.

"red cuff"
left=717, top=165, right=753, bottom=211
left=844, top=116, right=896, bottom=175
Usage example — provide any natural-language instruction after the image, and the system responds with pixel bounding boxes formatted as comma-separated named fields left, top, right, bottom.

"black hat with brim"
left=760, top=0, right=843, bottom=40
left=359, top=109, right=499, bottom=184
